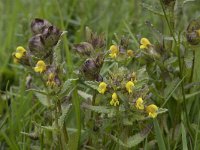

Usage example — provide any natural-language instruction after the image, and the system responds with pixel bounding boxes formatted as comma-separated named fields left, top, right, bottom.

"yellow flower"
left=125, top=81, right=134, bottom=94
left=34, top=60, right=46, bottom=73
left=14, top=46, right=26, bottom=59
left=109, top=45, right=119, bottom=58
left=135, top=97, right=144, bottom=110
left=98, top=82, right=107, bottom=94
left=140, top=38, right=151, bottom=49
left=110, top=92, right=119, bottom=106
left=127, top=50, right=134, bottom=57
left=46, top=73, right=56, bottom=87
left=146, top=104, right=158, bottom=118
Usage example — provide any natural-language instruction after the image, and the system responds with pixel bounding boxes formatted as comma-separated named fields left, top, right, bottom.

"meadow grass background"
left=1, top=0, right=200, bottom=149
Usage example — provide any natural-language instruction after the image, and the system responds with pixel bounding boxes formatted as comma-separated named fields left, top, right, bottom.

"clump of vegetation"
left=1, top=0, right=200, bottom=149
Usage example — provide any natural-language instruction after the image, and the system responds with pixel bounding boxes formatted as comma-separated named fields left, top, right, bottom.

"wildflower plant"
left=13, top=16, right=169, bottom=148
left=73, top=28, right=167, bottom=148
left=6, top=1, right=200, bottom=149
left=13, top=6, right=200, bottom=148
left=12, top=18, right=74, bottom=149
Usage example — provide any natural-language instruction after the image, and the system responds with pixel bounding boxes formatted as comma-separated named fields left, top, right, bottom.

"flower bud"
left=45, top=66, right=61, bottom=87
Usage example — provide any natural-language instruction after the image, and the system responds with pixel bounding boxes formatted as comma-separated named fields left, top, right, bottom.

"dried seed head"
left=186, top=32, right=200, bottom=45
left=120, top=36, right=129, bottom=49
left=186, top=19, right=200, bottom=45
left=80, top=55, right=104, bottom=81
left=41, top=26, right=62, bottom=47
left=28, top=34, right=46, bottom=57
left=162, top=0, right=175, bottom=7
left=95, top=54, right=104, bottom=68
left=31, top=18, right=52, bottom=35
left=85, top=27, right=105, bottom=49
left=73, top=42, right=93, bottom=56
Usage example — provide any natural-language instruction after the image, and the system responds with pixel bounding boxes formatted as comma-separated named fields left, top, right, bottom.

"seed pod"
left=41, top=26, right=62, bottom=47
left=85, top=27, right=105, bottom=49
left=90, top=33, right=105, bottom=49
left=80, top=55, right=104, bottom=81
left=162, top=0, right=175, bottom=7
left=120, top=36, right=129, bottom=50
left=31, top=18, right=52, bottom=35
left=95, top=54, right=104, bottom=68
left=186, top=32, right=200, bottom=45
left=186, top=19, right=200, bottom=45
left=28, top=34, right=46, bottom=57
left=73, top=42, right=93, bottom=56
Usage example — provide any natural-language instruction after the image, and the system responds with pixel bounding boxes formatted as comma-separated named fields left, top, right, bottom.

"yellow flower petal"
left=135, top=97, right=144, bottom=110
left=139, top=45, right=146, bottom=49
left=14, top=46, right=26, bottom=59
left=110, top=92, right=119, bottom=106
left=140, top=38, right=151, bottom=49
left=34, top=60, right=46, bottom=73
left=16, top=46, right=26, bottom=53
left=146, top=104, right=158, bottom=118
left=126, top=81, right=134, bottom=94
left=98, top=82, right=107, bottom=94
left=109, top=45, right=119, bottom=58
left=15, top=52, right=23, bottom=59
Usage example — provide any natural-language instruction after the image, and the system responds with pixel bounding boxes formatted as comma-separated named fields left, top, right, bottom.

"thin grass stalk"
left=159, top=0, right=190, bottom=133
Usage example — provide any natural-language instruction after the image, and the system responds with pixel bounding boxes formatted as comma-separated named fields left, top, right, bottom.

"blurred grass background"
left=1, top=0, right=200, bottom=149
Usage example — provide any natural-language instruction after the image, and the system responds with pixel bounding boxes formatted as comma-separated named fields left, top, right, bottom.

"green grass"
left=1, top=0, right=200, bottom=149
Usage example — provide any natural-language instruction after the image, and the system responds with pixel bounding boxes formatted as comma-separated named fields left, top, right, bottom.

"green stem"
left=159, top=0, right=176, bottom=43
left=189, top=50, right=195, bottom=89
left=54, top=105, right=62, bottom=149
left=40, top=131, right=44, bottom=150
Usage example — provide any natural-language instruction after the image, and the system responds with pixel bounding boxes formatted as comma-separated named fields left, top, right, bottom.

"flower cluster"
left=97, top=78, right=135, bottom=107
left=97, top=70, right=158, bottom=118
left=135, top=97, right=158, bottom=118
left=73, top=28, right=105, bottom=81
left=13, top=18, right=63, bottom=88
left=108, top=37, right=134, bottom=59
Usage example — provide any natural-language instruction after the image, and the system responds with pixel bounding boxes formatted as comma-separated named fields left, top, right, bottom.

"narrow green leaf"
left=153, top=119, right=166, bottom=150
left=181, top=123, right=188, bottom=150
left=72, top=87, right=81, bottom=148
left=185, top=91, right=200, bottom=99
left=67, top=132, right=79, bottom=150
